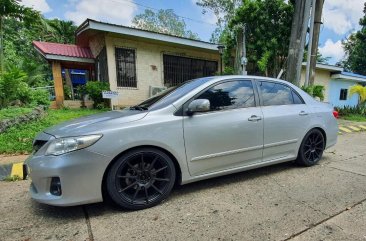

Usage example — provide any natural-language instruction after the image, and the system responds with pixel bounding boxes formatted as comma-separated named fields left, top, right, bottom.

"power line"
left=108, top=0, right=216, bottom=26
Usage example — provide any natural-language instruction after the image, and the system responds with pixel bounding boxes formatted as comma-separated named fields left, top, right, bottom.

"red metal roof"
left=33, top=41, right=94, bottom=59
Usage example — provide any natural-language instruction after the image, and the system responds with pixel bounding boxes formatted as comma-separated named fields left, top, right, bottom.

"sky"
left=21, top=0, right=365, bottom=65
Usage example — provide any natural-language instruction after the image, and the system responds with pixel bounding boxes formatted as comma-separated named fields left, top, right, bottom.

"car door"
left=257, top=80, right=312, bottom=162
left=183, top=79, right=263, bottom=176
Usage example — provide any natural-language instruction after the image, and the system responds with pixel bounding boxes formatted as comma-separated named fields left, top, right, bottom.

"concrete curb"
left=0, top=162, right=25, bottom=181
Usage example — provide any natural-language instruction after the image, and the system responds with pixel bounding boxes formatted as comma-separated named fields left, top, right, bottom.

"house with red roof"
left=33, top=19, right=222, bottom=108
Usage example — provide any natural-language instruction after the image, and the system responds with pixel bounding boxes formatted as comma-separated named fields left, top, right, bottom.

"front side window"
left=115, top=47, right=137, bottom=88
left=195, top=80, right=255, bottom=111
left=340, top=89, right=348, bottom=100
left=259, top=81, right=294, bottom=106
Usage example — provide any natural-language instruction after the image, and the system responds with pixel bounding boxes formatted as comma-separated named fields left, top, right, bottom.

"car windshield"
left=134, top=77, right=214, bottom=110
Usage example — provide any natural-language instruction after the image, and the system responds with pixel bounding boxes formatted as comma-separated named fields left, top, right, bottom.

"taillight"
left=333, top=110, right=339, bottom=119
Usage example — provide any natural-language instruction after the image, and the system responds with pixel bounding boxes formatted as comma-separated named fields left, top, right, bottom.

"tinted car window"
left=196, top=80, right=255, bottom=111
left=292, top=90, right=304, bottom=104
left=138, top=77, right=215, bottom=110
left=259, top=81, right=294, bottom=106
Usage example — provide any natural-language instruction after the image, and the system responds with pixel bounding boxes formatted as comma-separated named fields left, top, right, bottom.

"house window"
left=115, top=47, right=137, bottom=88
left=339, top=89, right=348, bottom=100
left=163, top=54, right=218, bottom=87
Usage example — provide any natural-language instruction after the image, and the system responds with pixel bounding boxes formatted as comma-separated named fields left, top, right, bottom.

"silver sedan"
left=25, top=76, right=338, bottom=210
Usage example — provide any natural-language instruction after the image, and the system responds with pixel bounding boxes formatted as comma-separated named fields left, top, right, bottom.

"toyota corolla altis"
left=25, top=76, right=338, bottom=210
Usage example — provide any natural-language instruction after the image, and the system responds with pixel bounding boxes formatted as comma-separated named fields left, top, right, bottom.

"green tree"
left=47, top=19, right=77, bottom=44
left=132, top=9, right=199, bottom=40
left=226, top=0, right=293, bottom=77
left=0, top=0, right=35, bottom=73
left=342, top=4, right=366, bottom=75
left=195, top=0, right=241, bottom=42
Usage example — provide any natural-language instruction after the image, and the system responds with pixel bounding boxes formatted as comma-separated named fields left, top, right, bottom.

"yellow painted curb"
left=358, top=125, right=366, bottom=130
left=339, top=126, right=352, bottom=133
left=348, top=126, right=361, bottom=131
left=10, top=162, right=24, bottom=179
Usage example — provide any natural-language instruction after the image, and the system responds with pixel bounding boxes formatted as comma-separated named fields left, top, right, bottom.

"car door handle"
left=299, top=111, right=308, bottom=116
left=248, top=115, right=262, bottom=122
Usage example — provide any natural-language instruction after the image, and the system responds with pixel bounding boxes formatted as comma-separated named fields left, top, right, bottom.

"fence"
left=32, top=86, right=84, bottom=101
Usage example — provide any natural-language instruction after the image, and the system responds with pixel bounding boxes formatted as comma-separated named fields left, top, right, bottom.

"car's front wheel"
left=296, top=129, right=325, bottom=166
left=106, top=147, right=176, bottom=210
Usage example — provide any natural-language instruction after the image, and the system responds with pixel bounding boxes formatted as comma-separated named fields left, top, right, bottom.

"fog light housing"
left=50, top=177, right=62, bottom=196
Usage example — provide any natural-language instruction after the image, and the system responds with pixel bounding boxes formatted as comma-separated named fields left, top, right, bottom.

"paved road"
left=1, top=132, right=365, bottom=241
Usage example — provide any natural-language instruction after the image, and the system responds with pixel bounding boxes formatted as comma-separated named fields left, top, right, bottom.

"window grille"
left=115, top=47, right=137, bottom=88
left=163, top=54, right=218, bottom=87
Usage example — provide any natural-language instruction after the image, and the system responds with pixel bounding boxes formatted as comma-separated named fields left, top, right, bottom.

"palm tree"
left=349, top=85, right=366, bottom=107
left=47, top=19, right=77, bottom=44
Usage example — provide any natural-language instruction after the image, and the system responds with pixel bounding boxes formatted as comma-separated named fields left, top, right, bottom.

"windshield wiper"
left=129, top=105, right=148, bottom=111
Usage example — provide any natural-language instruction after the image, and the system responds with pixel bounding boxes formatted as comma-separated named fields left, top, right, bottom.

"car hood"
left=44, top=109, right=148, bottom=137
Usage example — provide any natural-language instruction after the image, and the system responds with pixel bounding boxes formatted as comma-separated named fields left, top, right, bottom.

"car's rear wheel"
left=296, top=129, right=325, bottom=166
left=106, top=147, right=176, bottom=210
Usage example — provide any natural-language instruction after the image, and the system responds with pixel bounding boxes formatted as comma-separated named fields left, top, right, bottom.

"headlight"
left=45, top=135, right=102, bottom=156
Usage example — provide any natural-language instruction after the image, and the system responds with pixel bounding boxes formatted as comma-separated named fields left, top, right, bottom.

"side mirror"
left=187, top=99, right=210, bottom=115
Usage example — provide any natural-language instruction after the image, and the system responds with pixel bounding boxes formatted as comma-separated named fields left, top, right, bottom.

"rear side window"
left=196, top=80, right=255, bottom=111
left=259, top=81, right=302, bottom=106
left=292, top=91, right=304, bottom=104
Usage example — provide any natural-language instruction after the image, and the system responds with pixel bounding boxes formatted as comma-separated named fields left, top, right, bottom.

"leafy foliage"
left=1, top=3, right=77, bottom=94
left=342, top=3, right=366, bottom=75
left=334, top=105, right=366, bottom=116
left=132, top=9, right=199, bottom=40
left=301, top=85, right=325, bottom=101
left=85, top=81, right=110, bottom=109
left=0, top=66, right=51, bottom=108
left=224, top=0, right=293, bottom=77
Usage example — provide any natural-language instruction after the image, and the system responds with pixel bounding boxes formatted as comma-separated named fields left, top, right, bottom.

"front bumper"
left=25, top=149, right=111, bottom=206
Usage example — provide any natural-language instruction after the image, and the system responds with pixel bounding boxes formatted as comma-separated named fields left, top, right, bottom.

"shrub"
left=30, top=89, right=50, bottom=106
left=85, top=81, right=110, bottom=108
left=0, top=67, right=29, bottom=108
left=301, top=85, right=325, bottom=101
left=335, top=105, right=366, bottom=116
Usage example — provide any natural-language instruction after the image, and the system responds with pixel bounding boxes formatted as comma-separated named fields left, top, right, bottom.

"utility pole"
left=305, top=0, right=316, bottom=87
left=242, top=24, right=247, bottom=75
left=309, top=0, right=324, bottom=85
left=285, top=0, right=311, bottom=86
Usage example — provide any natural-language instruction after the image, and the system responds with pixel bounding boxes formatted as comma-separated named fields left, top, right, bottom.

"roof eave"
left=301, top=62, right=343, bottom=72
left=331, top=74, right=366, bottom=83
left=44, top=54, right=95, bottom=63
left=76, top=19, right=220, bottom=51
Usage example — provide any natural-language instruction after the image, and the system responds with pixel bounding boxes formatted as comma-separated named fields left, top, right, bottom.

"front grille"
left=33, top=140, right=47, bottom=153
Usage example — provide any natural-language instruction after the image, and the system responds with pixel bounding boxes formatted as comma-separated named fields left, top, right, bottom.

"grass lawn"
left=340, top=114, right=366, bottom=122
left=0, top=107, right=34, bottom=121
left=0, top=108, right=106, bottom=154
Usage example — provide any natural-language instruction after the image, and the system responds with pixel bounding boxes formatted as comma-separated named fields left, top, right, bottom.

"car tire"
left=296, top=129, right=325, bottom=167
left=106, top=147, right=176, bottom=210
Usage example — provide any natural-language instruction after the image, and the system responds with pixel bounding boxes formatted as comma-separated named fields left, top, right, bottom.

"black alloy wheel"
left=106, top=147, right=176, bottom=210
left=296, top=129, right=325, bottom=166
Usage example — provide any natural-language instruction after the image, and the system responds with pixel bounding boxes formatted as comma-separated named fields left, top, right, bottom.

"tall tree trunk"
left=285, top=0, right=311, bottom=86
left=309, top=0, right=324, bottom=85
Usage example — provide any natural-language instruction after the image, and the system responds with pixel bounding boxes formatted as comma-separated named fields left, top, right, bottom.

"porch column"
left=52, top=61, right=64, bottom=108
